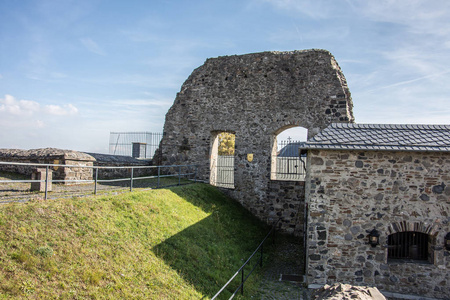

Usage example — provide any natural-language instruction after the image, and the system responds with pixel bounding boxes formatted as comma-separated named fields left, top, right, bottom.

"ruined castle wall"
left=306, top=149, right=450, bottom=299
left=0, top=148, right=95, bottom=183
left=159, top=50, right=354, bottom=231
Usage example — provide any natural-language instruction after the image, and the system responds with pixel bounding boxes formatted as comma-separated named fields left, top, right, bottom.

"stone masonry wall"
left=267, top=181, right=306, bottom=235
left=159, top=49, right=354, bottom=231
left=0, top=148, right=95, bottom=183
left=306, top=149, right=450, bottom=299
left=85, top=152, right=153, bottom=179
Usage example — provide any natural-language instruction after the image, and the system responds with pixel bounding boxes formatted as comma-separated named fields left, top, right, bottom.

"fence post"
left=157, top=166, right=160, bottom=188
left=241, top=267, right=244, bottom=295
left=260, top=244, right=264, bottom=267
left=178, top=166, right=181, bottom=185
left=130, top=168, right=134, bottom=192
left=195, top=166, right=198, bottom=183
left=45, top=165, right=49, bottom=200
left=94, top=168, right=98, bottom=195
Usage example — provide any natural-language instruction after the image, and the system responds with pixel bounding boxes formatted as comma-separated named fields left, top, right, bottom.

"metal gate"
left=216, top=155, right=234, bottom=188
left=274, top=140, right=306, bottom=181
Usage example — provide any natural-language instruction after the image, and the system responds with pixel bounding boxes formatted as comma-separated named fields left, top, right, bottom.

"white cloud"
left=35, top=120, right=45, bottom=128
left=0, top=94, right=79, bottom=118
left=0, top=95, right=40, bottom=116
left=44, top=104, right=78, bottom=116
left=80, top=37, right=106, bottom=56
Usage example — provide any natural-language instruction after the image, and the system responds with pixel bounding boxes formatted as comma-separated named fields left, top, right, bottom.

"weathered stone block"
left=31, top=168, right=52, bottom=192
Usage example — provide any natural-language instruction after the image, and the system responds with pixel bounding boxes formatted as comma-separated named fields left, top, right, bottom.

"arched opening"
left=388, top=231, right=430, bottom=262
left=210, top=131, right=235, bottom=188
left=271, top=126, right=308, bottom=181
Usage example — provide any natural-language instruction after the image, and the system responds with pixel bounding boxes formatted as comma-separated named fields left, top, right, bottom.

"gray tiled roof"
left=304, top=123, right=450, bottom=152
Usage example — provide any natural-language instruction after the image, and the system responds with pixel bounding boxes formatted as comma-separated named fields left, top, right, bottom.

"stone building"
left=158, top=49, right=354, bottom=234
left=303, top=123, right=450, bottom=299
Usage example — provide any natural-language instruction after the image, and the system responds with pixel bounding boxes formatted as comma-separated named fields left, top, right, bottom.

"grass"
left=0, top=183, right=270, bottom=299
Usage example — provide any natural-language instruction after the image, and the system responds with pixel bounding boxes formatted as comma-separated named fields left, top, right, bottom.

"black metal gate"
left=274, top=140, right=306, bottom=181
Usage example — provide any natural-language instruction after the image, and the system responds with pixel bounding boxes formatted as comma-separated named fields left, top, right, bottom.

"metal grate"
left=109, top=132, right=162, bottom=159
left=215, top=155, right=234, bottom=188
left=273, top=139, right=306, bottom=181
left=388, top=231, right=428, bottom=261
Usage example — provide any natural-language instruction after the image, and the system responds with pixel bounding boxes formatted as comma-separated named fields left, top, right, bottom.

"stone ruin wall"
left=85, top=152, right=152, bottom=179
left=0, top=149, right=154, bottom=183
left=159, top=49, right=354, bottom=234
left=307, top=149, right=450, bottom=299
left=0, top=148, right=95, bottom=183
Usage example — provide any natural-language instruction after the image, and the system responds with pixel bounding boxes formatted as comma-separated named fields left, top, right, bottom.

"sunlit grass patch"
left=0, top=183, right=268, bottom=299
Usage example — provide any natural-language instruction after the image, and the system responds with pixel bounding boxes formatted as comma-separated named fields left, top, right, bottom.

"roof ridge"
left=330, top=123, right=450, bottom=130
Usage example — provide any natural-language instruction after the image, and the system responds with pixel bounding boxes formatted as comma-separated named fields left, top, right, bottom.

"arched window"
left=210, top=132, right=235, bottom=188
left=271, top=126, right=308, bottom=181
left=387, top=231, right=429, bottom=262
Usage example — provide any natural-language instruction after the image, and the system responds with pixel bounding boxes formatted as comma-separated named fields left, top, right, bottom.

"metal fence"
left=274, top=140, right=306, bottom=181
left=216, top=155, right=234, bottom=189
left=0, top=161, right=197, bottom=203
left=109, top=132, right=163, bottom=159
left=211, top=218, right=281, bottom=299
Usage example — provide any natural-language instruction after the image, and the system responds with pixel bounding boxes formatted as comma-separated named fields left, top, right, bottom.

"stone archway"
left=158, top=49, right=354, bottom=232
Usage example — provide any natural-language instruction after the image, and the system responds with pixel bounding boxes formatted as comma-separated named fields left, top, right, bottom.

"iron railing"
left=388, top=231, right=429, bottom=261
left=211, top=218, right=281, bottom=300
left=273, top=140, right=307, bottom=181
left=0, top=161, right=197, bottom=202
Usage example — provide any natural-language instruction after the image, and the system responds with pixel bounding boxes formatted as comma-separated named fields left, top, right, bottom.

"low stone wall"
left=0, top=148, right=95, bottom=183
left=85, top=153, right=153, bottom=179
left=267, top=180, right=305, bottom=236
left=306, top=149, right=450, bottom=299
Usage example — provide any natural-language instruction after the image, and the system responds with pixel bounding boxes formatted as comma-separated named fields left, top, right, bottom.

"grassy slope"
left=0, top=183, right=269, bottom=299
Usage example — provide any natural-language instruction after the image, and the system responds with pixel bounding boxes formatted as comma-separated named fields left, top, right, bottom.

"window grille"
left=387, top=231, right=429, bottom=261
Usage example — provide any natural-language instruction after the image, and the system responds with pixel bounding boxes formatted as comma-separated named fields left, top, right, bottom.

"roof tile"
left=305, top=123, right=450, bottom=152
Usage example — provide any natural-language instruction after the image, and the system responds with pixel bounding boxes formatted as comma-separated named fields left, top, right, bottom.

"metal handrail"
left=0, top=161, right=198, bottom=200
left=211, top=218, right=281, bottom=300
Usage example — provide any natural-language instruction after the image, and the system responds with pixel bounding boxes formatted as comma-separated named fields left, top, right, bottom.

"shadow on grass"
left=153, top=184, right=269, bottom=299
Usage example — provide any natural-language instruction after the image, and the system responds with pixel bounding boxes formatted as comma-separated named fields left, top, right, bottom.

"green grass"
left=0, top=183, right=269, bottom=299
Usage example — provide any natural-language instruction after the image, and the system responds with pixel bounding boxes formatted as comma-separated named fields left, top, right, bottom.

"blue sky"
left=1, top=0, right=449, bottom=153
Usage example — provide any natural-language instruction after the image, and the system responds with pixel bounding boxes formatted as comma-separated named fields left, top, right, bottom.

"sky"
left=1, top=0, right=449, bottom=153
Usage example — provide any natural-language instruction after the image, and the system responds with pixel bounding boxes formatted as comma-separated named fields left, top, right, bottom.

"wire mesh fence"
left=109, top=132, right=163, bottom=159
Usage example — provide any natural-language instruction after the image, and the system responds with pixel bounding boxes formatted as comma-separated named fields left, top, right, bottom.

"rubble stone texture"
left=307, top=149, right=450, bottom=299
left=311, top=283, right=386, bottom=300
left=0, top=148, right=95, bottom=183
left=158, top=49, right=354, bottom=233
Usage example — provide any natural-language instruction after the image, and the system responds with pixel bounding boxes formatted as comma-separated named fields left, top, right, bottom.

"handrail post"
left=45, top=165, right=49, bottom=200
left=94, top=168, right=98, bottom=195
left=241, top=267, right=244, bottom=295
left=195, top=166, right=198, bottom=183
left=178, top=166, right=181, bottom=185
left=130, top=167, right=134, bottom=192
left=260, top=244, right=263, bottom=267
left=157, top=166, right=160, bottom=188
